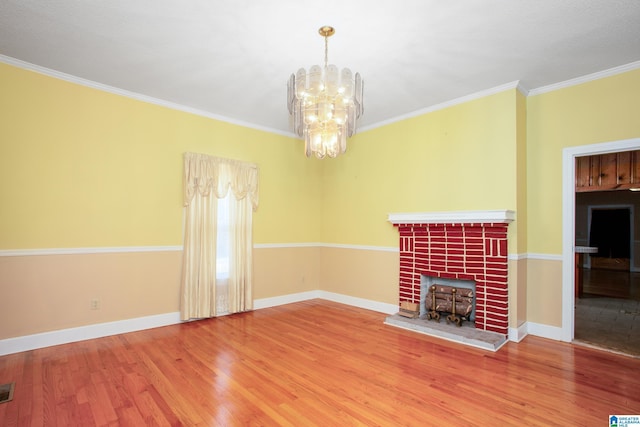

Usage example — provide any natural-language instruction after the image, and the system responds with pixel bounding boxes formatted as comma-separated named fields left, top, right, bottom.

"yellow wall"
left=515, top=90, right=528, bottom=255
left=2, top=58, right=640, bottom=341
left=0, top=61, right=323, bottom=249
left=512, top=89, right=528, bottom=327
left=321, top=90, right=520, bottom=248
left=318, top=88, right=525, bottom=328
left=0, top=62, right=322, bottom=339
left=525, top=68, right=640, bottom=327
left=527, top=69, right=640, bottom=255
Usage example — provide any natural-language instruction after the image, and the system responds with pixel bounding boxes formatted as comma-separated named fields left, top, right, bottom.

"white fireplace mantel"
left=388, top=210, right=515, bottom=225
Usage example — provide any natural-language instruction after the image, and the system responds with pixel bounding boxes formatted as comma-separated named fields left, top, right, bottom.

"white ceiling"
left=1, top=1, right=639, bottom=135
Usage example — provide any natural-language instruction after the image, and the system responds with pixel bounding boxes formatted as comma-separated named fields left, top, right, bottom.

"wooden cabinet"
left=576, top=156, right=591, bottom=187
left=598, top=153, right=617, bottom=187
left=617, top=151, right=632, bottom=186
left=576, top=150, right=640, bottom=192
left=634, top=151, right=640, bottom=184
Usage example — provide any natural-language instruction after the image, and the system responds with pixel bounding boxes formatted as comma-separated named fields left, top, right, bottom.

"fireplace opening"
left=421, top=275, right=476, bottom=323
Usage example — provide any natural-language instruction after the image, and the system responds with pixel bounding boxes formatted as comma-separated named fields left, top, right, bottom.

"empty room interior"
left=1, top=1, right=640, bottom=425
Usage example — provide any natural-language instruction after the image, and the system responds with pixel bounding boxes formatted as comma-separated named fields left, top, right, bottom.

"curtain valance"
left=183, top=152, right=259, bottom=211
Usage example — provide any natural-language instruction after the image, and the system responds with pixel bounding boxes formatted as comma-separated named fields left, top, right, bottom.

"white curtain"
left=180, top=152, right=259, bottom=320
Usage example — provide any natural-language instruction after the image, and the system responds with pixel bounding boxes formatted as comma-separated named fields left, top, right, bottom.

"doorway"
left=576, top=201, right=639, bottom=355
left=562, top=138, right=640, bottom=343
left=572, top=167, right=639, bottom=355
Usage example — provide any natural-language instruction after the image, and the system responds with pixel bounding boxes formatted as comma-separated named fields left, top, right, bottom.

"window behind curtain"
left=216, top=193, right=231, bottom=314
left=180, top=152, right=258, bottom=320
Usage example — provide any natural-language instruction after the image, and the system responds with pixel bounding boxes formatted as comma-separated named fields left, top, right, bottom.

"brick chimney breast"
left=389, top=211, right=515, bottom=335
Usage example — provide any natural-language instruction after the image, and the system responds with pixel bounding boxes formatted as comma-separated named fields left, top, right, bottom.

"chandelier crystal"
left=287, top=26, right=364, bottom=159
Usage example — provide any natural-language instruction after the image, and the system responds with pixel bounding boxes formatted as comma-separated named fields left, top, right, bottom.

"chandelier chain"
left=324, top=35, right=329, bottom=69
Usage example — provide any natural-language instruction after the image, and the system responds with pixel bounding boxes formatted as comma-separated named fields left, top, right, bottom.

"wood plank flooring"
left=1, top=299, right=640, bottom=426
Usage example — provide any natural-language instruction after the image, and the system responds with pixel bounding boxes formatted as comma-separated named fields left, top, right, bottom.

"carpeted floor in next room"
left=574, top=268, right=640, bottom=358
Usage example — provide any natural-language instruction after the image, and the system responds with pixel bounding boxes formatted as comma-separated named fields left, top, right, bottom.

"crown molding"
left=359, top=81, right=523, bottom=133
left=528, top=60, right=640, bottom=96
left=0, top=54, right=292, bottom=137
left=3, top=54, right=638, bottom=138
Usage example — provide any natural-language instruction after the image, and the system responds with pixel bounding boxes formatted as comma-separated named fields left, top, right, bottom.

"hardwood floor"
left=2, top=299, right=640, bottom=426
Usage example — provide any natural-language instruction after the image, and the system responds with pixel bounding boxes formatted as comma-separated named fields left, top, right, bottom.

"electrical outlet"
left=90, top=298, right=100, bottom=310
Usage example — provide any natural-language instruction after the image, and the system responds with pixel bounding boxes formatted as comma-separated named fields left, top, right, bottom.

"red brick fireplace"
left=389, top=211, right=515, bottom=335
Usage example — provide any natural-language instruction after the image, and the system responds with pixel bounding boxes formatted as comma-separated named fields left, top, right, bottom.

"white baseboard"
left=316, top=291, right=399, bottom=315
left=508, top=321, right=564, bottom=343
left=0, top=291, right=396, bottom=356
left=252, top=290, right=398, bottom=315
left=525, top=321, right=565, bottom=341
left=0, top=312, right=181, bottom=356
left=0, top=292, right=564, bottom=356
left=508, top=322, right=529, bottom=343
left=253, top=291, right=321, bottom=309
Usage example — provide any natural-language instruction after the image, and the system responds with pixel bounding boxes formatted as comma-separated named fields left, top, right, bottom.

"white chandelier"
left=287, top=26, right=364, bottom=159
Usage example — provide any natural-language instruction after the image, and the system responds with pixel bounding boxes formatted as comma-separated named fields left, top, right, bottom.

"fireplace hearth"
left=384, top=313, right=507, bottom=351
